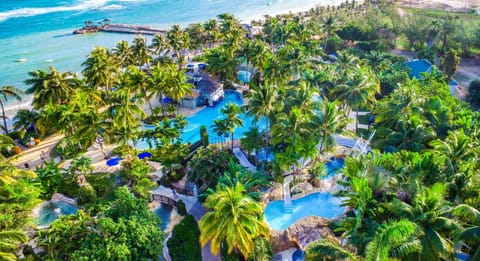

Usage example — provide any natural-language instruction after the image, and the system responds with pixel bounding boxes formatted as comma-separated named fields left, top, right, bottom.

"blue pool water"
left=264, top=192, right=344, bottom=231
left=137, top=91, right=265, bottom=149
left=292, top=249, right=305, bottom=261
left=37, top=201, right=79, bottom=227
left=154, top=204, right=173, bottom=231
left=324, top=157, right=345, bottom=178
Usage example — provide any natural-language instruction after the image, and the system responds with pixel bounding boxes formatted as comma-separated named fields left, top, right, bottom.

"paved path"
left=13, top=134, right=64, bottom=169
left=189, top=202, right=221, bottom=261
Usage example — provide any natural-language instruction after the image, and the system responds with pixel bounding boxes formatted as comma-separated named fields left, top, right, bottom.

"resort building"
left=405, top=59, right=459, bottom=96
left=182, top=71, right=224, bottom=108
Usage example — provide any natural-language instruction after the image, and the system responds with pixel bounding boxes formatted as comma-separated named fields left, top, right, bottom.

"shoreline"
left=1, top=0, right=353, bottom=121
left=2, top=0, right=479, bottom=121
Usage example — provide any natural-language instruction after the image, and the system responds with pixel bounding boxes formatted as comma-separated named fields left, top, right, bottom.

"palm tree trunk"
left=355, top=110, right=359, bottom=133
left=0, top=100, right=8, bottom=134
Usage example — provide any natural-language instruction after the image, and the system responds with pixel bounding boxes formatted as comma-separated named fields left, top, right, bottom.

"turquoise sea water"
left=0, top=0, right=342, bottom=114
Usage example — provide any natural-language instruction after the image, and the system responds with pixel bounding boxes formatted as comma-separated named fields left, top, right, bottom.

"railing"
left=152, top=194, right=177, bottom=206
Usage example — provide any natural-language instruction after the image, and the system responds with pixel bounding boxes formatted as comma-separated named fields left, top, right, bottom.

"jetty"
left=73, top=20, right=168, bottom=35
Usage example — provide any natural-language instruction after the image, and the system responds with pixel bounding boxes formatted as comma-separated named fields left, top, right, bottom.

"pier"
left=74, top=23, right=168, bottom=35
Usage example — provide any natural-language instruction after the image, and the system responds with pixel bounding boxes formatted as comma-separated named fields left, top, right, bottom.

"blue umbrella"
left=106, top=157, right=121, bottom=166
left=137, top=151, right=152, bottom=160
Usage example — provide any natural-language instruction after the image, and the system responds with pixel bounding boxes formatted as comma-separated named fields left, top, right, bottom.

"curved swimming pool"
left=264, top=192, right=344, bottom=231
left=137, top=91, right=265, bottom=149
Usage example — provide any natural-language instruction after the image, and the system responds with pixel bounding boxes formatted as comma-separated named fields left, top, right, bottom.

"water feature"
left=37, top=201, right=78, bottom=227
left=264, top=192, right=344, bottom=231
left=153, top=204, right=173, bottom=231
left=137, top=90, right=265, bottom=149
left=324, top=157, right=345, bottom=178
left=283, top=176, right=293, bottom=211
left=292, top=249, right=305, bottom=261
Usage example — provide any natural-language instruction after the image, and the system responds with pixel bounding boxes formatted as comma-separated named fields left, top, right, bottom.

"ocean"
left=0, top=0, right=341, bottom=115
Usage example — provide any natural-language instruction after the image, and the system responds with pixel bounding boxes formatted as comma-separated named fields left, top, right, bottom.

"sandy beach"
left=396, top=0, right=479, bottom=11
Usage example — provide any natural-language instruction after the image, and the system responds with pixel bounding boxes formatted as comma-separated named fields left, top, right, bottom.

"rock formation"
left=270, top=216, right=335, bottom=252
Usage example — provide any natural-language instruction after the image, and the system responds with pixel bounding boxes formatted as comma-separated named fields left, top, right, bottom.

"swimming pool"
left=264, top=192, right=344, bottom=231
left=153, top=204, right=173, bottom=231
left=137, top=91, right=265, bottom=149
left=324, top=157, right=345, bottom=178
left=37, top=201, right=79, bottom=227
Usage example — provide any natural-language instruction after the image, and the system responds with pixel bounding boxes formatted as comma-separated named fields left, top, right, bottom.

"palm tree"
left=112, top=40, right=133, bottom=67
left=385, top=183, right=461, bottom=260
left=67, top=156, right=93, bottom=186
left=199, top=182, right=269, bottom=259
left=220, top=102, right=243, bottom=149
left=0, top=230, right=27, bottom=261
left=150, top=34, right=169, bottom=57
left=364, top=219, right=421, bottom=260
left=336, top=66, right=379, bottom=132
left=186, top=22, right=206, bottom=50
left=107, top=87, right=146, bottom=149
left=123, top=65, right=153, bottom=112
left=306, top=220, right=421, bottom=261
left=306, top=236, right=362, bottom=261
left=162, top=65, right=193, bottom=109
left=82, top=46, right=119, bottom=94
left=131, top=36, right=152, bottom=70
left=245, top=83, right=279, bottom=160
left=312, top=101, right=346, bottom=154
left=203, top=19, right=220, bottom=48
left=0, top=86, right=23, bottom=134
left=12, top=109, right=40, bottom=136
left=25, top=66, right=80, bottom=109
left=167, top=24, right=189, bottom=67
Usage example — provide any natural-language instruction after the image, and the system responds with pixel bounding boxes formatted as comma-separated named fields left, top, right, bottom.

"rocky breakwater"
left=270, top=216, right=335, bottom=252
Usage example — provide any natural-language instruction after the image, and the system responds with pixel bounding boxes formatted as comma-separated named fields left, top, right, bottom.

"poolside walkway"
left=13, top=134, right=64, bottom=169
left=189, top=201, right=221, bottom=261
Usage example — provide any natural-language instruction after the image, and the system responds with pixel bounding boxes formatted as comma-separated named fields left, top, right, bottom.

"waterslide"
left=232, top=148, right=257, bottom=172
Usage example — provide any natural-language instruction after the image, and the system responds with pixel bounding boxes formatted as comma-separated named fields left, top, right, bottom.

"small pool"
left=324, top=157, right=345, bottom=178
left=264, top=192, right=344, bottom=231
left=38, top=201, right=78, bottom=227
left=137, top=91, right=265, bottom=149
left=154, top=204, right=173, bottom=231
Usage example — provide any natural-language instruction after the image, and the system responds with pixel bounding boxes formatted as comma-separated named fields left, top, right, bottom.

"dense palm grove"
left=1, top=0, right=480, bottom=260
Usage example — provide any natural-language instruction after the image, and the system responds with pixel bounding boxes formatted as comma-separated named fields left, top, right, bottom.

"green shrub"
left=467, top=78, right=480, bottom=105
left=167, top=215, right=201, bottom=261
left=177, top=199, right=187, bottom=216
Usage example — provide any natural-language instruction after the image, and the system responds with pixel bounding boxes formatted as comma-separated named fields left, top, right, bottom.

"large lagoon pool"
left=137, top=91, right=264, bottom=149
left=264, top=192, right=344, bottom=231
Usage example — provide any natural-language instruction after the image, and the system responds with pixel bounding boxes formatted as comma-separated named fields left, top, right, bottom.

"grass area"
left=402, top=7, right=480, bottom=26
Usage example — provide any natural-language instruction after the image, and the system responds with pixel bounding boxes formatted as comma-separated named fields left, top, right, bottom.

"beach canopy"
left=137, top=151, right=152, bottom=160
left=106, top=157, right=121, bottom=167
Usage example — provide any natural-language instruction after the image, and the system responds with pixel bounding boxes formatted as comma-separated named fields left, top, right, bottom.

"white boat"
left=15, top=58, right=27, bottom=62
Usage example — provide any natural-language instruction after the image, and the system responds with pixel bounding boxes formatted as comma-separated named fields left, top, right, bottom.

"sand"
left=396, top=0, right=479, bottom=12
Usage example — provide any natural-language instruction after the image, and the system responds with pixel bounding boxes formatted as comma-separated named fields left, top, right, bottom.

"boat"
left=15, top=58, right=27, bottom=62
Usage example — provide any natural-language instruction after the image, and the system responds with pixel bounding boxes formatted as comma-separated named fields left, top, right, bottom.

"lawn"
left=402, top=7, right=480, bottom=27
